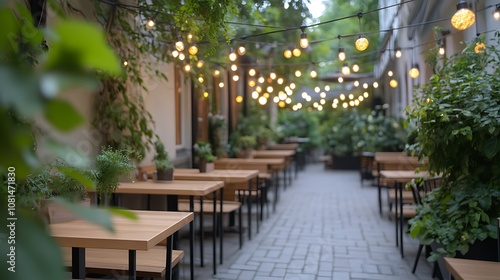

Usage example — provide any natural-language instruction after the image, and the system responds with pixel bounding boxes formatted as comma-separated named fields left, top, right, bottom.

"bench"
left=62, top=246, right=183, bottom=278
left=318, top=155, right=332, bottom=169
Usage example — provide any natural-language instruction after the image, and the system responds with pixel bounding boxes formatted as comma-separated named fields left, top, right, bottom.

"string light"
left=284, top=47, right=293, bottom=59
left=196, top=60, right=204, bottom=68
left=310, top=63, right=317, bottom=78
left=219, top=82, right=225, bottom=88
left=252, top=91, right=259, bottom=99
left=267, top=86, right=274, bottom=93
left=354, top=81, right=359, bottom=87
left=213, top=69, right=220, bottom=77
left=341, top=62, right=350, bottom=76
left=338, top=47, right=346, bottom=61
left=230, top=64, right=238, bottom=71
left=451, top=1, right=475, bottom=30
left=175, top=37, right=185, bottom=51
left=229, top=48, right=238, bottom=61
left=238, top=43, right=246, bottom=55
left=203, top=91, right=209, bottom=98
left=295, top=70, right=302, bottom=77
left=395, top=48, right=402, bottom=58
left=390, top=79, right=398, bottom=88
left=373, top=82, right=379, bottom=88
left=258, top=75, right=265, bottom=84
left=277, top=78, right=284, bottom=85
left=270, top=70, right=277, bottom=80
left=320, top=92, right=326, bottom=98
left=258, top=96, right=267, bottom=105
left=198, top=75, right=204, bottom=83
left=314, top=87, right=320, bottom=93
left=363, top=83, right=368, bottom=89
left=236, top=96, right=243, bottom=103
left=388, top=71, right=393, bottom=77
left=248, top=80, right=256, bottom=87
left=233, top=75, right=239, bottom=81
left=363, top=92, right=369, bottom=98
left=352, top=63, right=360, bottom=72
left=290, top=83, right=296, bottom=89
left=355, top=12, right=369, bottom=51
left=325, top=85, right=330, bottom=91
left=188, top=44, right=198, bottom=55
left=299, top=27, right=309, bottom=49
left=146, top=19, right=155, bottom=29
left=338, top=77, right=343, bottom=83
left=339, top=94, right=346, bottom=100
left=409, top=48, right=420, bottom=78
left=171, top=49, right=179, bottom=58
left=178, top=52, right=185, bottom=61
left=348, top=94, right=354, bottom=100
left=438, top=40, right=445, bottom=56
left=494, top=4, right=500, bottom=20
left=293, top=47, right=302, bottom=57
left=123, top=60, right=129, bottom=66
left=342, top=102, right=348, bottom=108
left=187, top=33, right=193, bottom=42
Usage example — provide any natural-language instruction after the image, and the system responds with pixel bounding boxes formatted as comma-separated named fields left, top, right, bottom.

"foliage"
left=0, top=3, right=126, bottom=280
left=237, top=135, right=257, bottom=151
left=194, top=141, right=216, bottom=163
left=407, top=32, right=500, bottom=259
left=208, top=113, right=226, bottom=157
left=277, top=110, right=321, bottom=148
left=94, top=147, right=136, bottom=200
left=152, top=141, right=173, bottom=170
left=321, top=109, right=407, bottom=156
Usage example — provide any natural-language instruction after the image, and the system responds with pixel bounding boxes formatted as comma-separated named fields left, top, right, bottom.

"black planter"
left=331, top=154, right=360, bottom=170
left=156, top=168, right=173, bottom=181
left=433, top=237, right=498, bottom=279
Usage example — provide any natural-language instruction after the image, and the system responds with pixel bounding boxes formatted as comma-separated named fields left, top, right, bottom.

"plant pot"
left=199, top=161, right=214, bottom=173
left=156, top=168, right=173, bottom=181
left=236, top=149, right=254, bottom=158
left=331, top=153, right=360, bottom=170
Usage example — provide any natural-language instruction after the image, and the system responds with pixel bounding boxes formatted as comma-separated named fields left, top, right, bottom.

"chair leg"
left=412, top=244, right=424, bottom=273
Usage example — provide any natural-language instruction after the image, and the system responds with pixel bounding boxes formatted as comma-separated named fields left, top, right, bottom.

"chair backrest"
left=411, top=177, right=441, bottom=205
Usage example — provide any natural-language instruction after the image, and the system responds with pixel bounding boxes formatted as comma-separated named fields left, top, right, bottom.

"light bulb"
left=325, top=85, right=330, bottom=91
left=340, top=94, right=345, bottom=100
left=395, top=48, right=402, bottom=58
left=238, top=45, right=246, bottom=55
left=171, top=50, right=179, bottom=58
left=295, top=70, right=302, bottom=77
left=258, top=76, right=265, bottom=84
left=203, top=91, right=209, bottom=98
left=219, top=82, right=224, bottom=88
left=451, top=1, right=475, bottom=30
left=184, top=64, right=191, bottom=72
left=390, top=79, right=398, bottom=88
left=196, top=60, right=204, bottom=68
left=310, top=69, right=317, bottom=78
left=252, top=91, right=259, bottom=99
left=338, top=47, right=346, bottom=61
left=187, top=33, right=193, bottom=42
left=249, top=69, right=256, bottom=76
left=354, top=81, right=359, bottom=87
left=284, top=49, right=292, bottom=59
left=248, top=80, right=256, bottom=87
left=409, top=65, right=420, bottom=78
left=188, top=45, right=198, bottom=55
left=373, top=82, right=379, bottom=88
left=270, top=72, right=277, bottom=80
left=348, top=94, right=354, bottom=100
left=439, top=46, right=445, bottom=56
left=494, top=5, right=500, bottom=20
left=273, top=96, right=279, bottom=103
left=236, top=96, right=243, bottom=103
left=198, top=76, right=204, bottom=83
left=352, top=63, right=360, bottom=73
left=338, top=77, right=343, bottom=83
left=363, top=92, right=369, bottom=98
left=300, top=30, right=309, bottom=49
left=230, top=64, right=238, bottom=71
left=355, top=35, right=369, bottom=51
left=290, top=83, right=296, bottom=89
left=293, top=47, right=301, bottom=57
left=267, top=86, right=273, bottom=93
left=258, top=96, right=267, bottom=105
left=213, top=69, right=220, bottom=77
left=341, top=63, right=350, bottom=76
left=342, top=102, right=348, bottom=108
left=146, top=19, right=155, bottom=29
left=233, top=75, right=239, bottom=81
left=277, top=78, right=284, bottom=85
left=388, top=70, right=393, bottom=77
left=178, top=52, right=185, bottom=61
left=175, top=39, right=184, bottom=51
left=363, top=83, right=368, bottom=89
left=229, top=49, right=237, bottom=62
left=123, top=60, right=128, bottom=66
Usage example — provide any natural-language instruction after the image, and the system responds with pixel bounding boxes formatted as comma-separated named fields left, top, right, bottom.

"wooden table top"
left=115, top=180, right=224, bottom=196
left=50, top=210, right=193, bottom=250
left=214, top=158, right=285, bottom=166
left=252, top=150, right=296, bottom=158
left=374, top=153, right=427, bottom=165
left=266, top=143, right=299, bottom=150
left=174, top=169, right=259, bottom=184
left=444, top=257, right=500, bottom=280
left=379, top=170, right=430, bottom=180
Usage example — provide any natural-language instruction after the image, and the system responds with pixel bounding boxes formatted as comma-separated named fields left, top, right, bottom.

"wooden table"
left=50, top=210, right=193, bottom=280
left=252, top=150, right=296, bottom=187
left=444, top=257, right=500, bottom=280
left=214, top=158, right=285, bottom=212
left=379, top=170, right=430, bottom=258
left=173, top=170, right=259, bottom=241
left=115, top=180, right=224, bottom=275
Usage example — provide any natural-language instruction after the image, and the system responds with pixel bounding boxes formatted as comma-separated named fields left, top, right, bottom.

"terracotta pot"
left=156, top=168, right=174, bottom=181
left=199, top=161, right=214, bottom=173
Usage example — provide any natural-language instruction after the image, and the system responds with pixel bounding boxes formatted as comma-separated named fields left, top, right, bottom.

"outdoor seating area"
left=3, top=1, right=500, bottom=280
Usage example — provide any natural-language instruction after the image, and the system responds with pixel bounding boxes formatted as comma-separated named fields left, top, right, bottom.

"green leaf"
left=0, top=8, right=19, bottom=54
left=45, top=20, right=121, bottom=75
left=483, top=138, right=500, bottom=159
left=51, top=197, right=114, bottom=232
left=109, top=207, right=138, bottom=220
left=57, top=166, right=95, bottom=191
left=44, top=99, right=84, bottom=132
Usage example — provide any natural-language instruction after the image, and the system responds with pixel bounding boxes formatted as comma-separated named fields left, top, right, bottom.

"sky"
left=307, top=0, right=326, bottom=19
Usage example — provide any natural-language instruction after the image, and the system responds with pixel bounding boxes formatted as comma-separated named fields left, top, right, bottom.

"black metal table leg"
left=165, top=235, right=173, bottom=280
left=399, top=181, right=404, bottom=258
left=189, top=196, right=195, bottom=280
left=212, top=192, right=217, bottom=275
left=128, top=250, right=136, bottom=280
left=199, top=197, right=204, bottom=267
left=247, top=179, right=252, bottom=240
left=72, top=247, right=85, bottom=279
left=219, top=188, right=224, bottom=264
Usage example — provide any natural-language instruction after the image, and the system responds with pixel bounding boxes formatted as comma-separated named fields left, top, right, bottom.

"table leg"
left=247, top=179, right=252, bottom=240
left=273, top=171, right=278, bottom=212
left=166, top=195, right=179, bottom=280
left=219, top=188, right=224, bottom=265
left=72, top=247, right=85, bottom=279
left=212, top=192, right=217, bottom=275
left=189, top=196, right=195, bottom=280
left=128, top=250, right=136, bottom=280
left=165, top=235, right=173, bottom=280
left=394, top=181, right=399, bottom=247
left=399, top=182, right=404, bottom=258
left=377, top=163, right=382, bottom=215
left=294, top=154, right=298, bottom=179
left=199, top=197, right=204, bottom=267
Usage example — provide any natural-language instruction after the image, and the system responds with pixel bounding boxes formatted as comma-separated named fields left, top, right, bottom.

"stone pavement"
left=176, top=163, right=435, bottom=280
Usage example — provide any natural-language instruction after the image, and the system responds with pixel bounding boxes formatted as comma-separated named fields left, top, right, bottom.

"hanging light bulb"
left=474, top=41, right=486, bottom=53
left=187, top=33, right=193, bottom=42
left=249, top=69, right=256, bottom=76
left=230, top=64, right=238, bottom=71
left=310, top=69, right=317, bottom=78
left=284, top=48, right=293, bottom=59
left=238, top=43, right=246, bottom=55
left=196, top=60, right=204, bottom=68
left=184, top=63, right=192, bottom=72
left=299, top=28, right=309, bottom=49
left=363, top=92, right=369, bottom=98
left=494, top=4, right=500, bottom=20
left=175, top=37, right=185, bottom=51
left=219, top=82, right=225, bottom=88
left=146, top=19, right=155, bottom=30
left=373, top=82, right=379, bottom=88
left=395, top=48, right=402, bottom=58
left=290, top=83, right=296, bottom=89
left=213, top=69, right=220, bottom=77
left=252, top=91, right=259, bottom=99
left=235, top=96, right=243, bottom=103
left=277, top=78, right=284, bottom=85
left=178, top=52, right=186, bottom=61
left=451, top=1, right=475, bottom=30
left=248, top=80, right=256, bottom=87
left=258, top=75, right=265, bottom=84
left=123, top=60, right=129, bottom=67
left=438, top=41, right=445, bottom=56
left=355, top=35, right=369, bottom=51
left=171, top=49, right=179, bottom=58
left=390, top=79, right=398, bottom=88
left=325, top=85, right=330, bottom=91
left=338, top=47, right=346, bottom=61
left=293, top=47, right=302, bottom=57
left=258, top=96, right=267, bottom=105
left=388, top=71, right=394, bottom=77
left=188, top=44, right=198, bottom=55
left=198, top=75, right=204, bottom=83
left=203, top=91, right=209, bottom=98
left=339, top=94, right=346, bottom=100
left=409, top=64, right=420, bottom=78
left=354, top=81, right=359, bottom=87
left=363, top=83, right=368, bottom=89
left=270, top=71, right=277, bottom=80
left=228, top=48, right=237, bottom=62
left=352, top=63, right=360, bottom=73
left=341, top=62, right=350, bottom=76
left=338, top=77, right=343, bottom=83
left=295, top=70, right=302, bottom=77
left=233, top=75, right=239, bottom=81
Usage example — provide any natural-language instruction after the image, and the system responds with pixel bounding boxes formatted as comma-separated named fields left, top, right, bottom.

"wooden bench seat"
left=62, top=246, right=183, bottom=278
left=177, top=199, right=241, bottom=214
left=391, top=204, right=417, bottom=218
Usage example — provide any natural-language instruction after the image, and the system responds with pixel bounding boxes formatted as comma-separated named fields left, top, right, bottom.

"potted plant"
left=194, top=141, right=216, bottom=173
left=234, top=135, right=257, bottom=158
left=152, top=140, right=174, bottom=181
left=94, top=147, right=136, bottom=200
left=407, top=33, right=500, bottom=275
